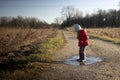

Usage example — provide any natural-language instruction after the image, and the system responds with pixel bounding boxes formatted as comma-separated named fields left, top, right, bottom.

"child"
left=73, top=24, right=89, bottom=62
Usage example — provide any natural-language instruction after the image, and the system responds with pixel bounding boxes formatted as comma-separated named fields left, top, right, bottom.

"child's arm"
left=84, top=30, right=89, bottom=40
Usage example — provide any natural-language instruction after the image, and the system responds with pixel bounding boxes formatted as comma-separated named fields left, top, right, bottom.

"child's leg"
left=79, top=46, right=86, bottom=61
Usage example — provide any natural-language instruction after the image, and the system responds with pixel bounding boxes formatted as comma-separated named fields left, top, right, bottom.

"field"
left=0, top=27, right=65, bottom=70
left=87, top=28, right=120, bottom=38
left=87, top=28, right=120, bottom=44
left=0, top=27, right=120, bottom=80
left=0, top=27, right=56, bottom=54
left=0, top=27, right=119, bottom=60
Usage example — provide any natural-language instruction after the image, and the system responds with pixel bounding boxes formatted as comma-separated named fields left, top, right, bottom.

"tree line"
left=61, top=6, right=120, bottom=28
left=0, top=16, right=50, bottom=28
left=1, top=6, right=120, bottom=28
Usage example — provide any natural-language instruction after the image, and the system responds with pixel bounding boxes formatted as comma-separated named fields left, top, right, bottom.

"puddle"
left=64, top=56, right=103, bottom=65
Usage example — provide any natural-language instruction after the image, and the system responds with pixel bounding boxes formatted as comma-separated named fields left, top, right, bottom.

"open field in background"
left=87, top=28, right=120, bottom=44
left=66, top=27, right=120, bottom=44
left=1, top=27, right=119, bottom=54
left=87, top=28, right=120, bottom=39
left=0, top=27, right=56, bottom=54
left=67, top=27, right=120, bottom=39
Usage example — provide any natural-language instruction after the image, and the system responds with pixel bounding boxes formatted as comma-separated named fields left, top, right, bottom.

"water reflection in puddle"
left=64, top=56, right=103, bottom=65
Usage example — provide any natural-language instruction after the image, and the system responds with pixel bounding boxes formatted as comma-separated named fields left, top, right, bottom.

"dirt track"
left=39, top=30, right=120, bottom=80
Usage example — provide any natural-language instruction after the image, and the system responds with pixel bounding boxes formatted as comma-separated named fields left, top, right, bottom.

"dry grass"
left=87, top=28, right=120, bottom=39
left=87, top=28, right=120, bottom=44
left=66, top=27, right=120, bottom=44
left=0, top=29, right=65, bottom=80
left=66, top=27, right=120, bottom=39
left=0, top=27, right=56, bottom=54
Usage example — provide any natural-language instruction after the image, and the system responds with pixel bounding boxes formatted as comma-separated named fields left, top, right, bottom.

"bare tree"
left=54, top=17, right=63, bottom=25
left=0, top=16, right=9, bottom=26
left=61, top=6, right=75, bottom=21
left=74, top=9, right=83, bottom=19
left=61, top=6, right=83, bottom=27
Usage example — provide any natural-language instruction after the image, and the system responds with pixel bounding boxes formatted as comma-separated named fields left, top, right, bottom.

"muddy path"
left=39, top=30, right=120, bottom=80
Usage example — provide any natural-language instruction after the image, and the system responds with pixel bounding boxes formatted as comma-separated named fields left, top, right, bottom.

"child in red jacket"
left=73, top=24, right=89, bottom=62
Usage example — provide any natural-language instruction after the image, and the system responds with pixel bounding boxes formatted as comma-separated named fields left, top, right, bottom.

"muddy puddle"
left=64, top=56, right=103, bottom=65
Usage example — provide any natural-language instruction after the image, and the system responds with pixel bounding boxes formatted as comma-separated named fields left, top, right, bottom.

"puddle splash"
left=64, top=56, right=103, bottom=65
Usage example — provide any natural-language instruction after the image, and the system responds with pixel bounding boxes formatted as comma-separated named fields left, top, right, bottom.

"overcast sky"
left=0, top=0, right=119, bottom=23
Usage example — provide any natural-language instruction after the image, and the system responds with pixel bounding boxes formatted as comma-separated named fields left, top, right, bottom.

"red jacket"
left=77, top=29, right=89, bottom=46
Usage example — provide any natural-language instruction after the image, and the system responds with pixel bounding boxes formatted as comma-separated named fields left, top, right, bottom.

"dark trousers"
left=79, top=46, right=86, bottom=61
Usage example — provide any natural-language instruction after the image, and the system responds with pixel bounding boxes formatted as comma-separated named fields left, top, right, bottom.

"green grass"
left=89, top=34, right=120, bottom=44
left=0, top=30, right=65, bottom=80
left=31, top=30, right=65, bottom=61
left=34, top=30, right=65, bottom=54
left=13, top=30, right=65, bottom=64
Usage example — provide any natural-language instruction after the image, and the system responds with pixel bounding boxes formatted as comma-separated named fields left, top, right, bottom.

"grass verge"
left=0, top=30, right=65, bottom=80
left=14, top=30, right=65, bottom=63
left=89, top=34, right=120, bottom=44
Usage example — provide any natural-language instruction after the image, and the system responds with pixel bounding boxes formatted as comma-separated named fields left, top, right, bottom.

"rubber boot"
left=80, top=52, right=86, bottom=62
left=77, top=52, right=83, bottom=62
